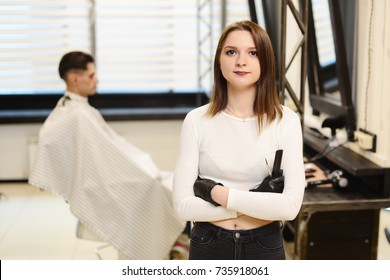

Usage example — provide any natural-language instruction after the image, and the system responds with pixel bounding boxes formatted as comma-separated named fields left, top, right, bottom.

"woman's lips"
left=234, top=71, right=249, bottom=76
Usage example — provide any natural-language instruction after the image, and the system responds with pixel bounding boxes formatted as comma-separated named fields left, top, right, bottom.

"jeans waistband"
left=194, top=221, right=282, bottom=243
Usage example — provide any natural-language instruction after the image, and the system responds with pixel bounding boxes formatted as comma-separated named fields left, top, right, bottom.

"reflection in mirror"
left=311, top=0, right=338, bottom=95
left=307, top=0, right=356, bottom=140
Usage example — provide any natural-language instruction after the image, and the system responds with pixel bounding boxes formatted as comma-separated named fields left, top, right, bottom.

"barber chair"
left=76, top=220, right=125, bottom=259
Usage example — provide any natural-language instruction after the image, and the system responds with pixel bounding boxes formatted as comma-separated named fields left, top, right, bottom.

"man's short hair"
left=58, top=51, right=94, bottom=80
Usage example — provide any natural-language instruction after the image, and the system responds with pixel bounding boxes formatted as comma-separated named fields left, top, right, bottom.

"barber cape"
left=28, top=92, right=184, bottom=259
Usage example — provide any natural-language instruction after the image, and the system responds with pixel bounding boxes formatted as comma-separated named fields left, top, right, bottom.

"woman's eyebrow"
left=223, top=45, right=237, bottom=49
left=223, top=45, right=256, bottom=50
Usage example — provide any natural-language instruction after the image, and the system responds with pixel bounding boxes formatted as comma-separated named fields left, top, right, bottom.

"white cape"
left=28, top=95, right=184, bottom=259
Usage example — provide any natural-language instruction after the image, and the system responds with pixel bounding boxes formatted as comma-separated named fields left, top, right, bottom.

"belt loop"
left=216, top=227, right=223, bottom=237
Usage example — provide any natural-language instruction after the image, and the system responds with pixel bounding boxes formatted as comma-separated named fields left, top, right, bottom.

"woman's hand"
left=211, top=184, right=229, bottom=207
left=193, top=177, right=223, bottom=206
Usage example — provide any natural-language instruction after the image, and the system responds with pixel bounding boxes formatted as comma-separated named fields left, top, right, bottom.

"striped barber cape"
left=28, top=93, right=184, bottom=259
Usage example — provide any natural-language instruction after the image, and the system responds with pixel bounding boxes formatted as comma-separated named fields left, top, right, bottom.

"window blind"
left=0, top=0, right=91, bottom=94
left=95, top=0, right=198, bottom=93
left=0, top=0, right=263, bottom=96
left=311, top=0, right=336, bottom=67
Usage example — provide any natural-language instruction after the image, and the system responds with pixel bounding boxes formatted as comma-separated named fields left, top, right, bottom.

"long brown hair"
left=207, top=20, right=282, bottom=130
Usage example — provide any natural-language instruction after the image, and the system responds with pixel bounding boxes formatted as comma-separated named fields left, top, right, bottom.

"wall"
left=0, top=120, right=182, bottom=180
left=349, top=0, right=390, bottom=167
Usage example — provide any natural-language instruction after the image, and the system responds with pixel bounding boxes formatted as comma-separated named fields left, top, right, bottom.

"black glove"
left=193, top=176, right=223, bottom=206
left=250, top=172, right=284, bottom=193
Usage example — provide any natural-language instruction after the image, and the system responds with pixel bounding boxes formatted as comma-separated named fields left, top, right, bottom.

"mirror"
left=307, top=0, right=356, bottom=140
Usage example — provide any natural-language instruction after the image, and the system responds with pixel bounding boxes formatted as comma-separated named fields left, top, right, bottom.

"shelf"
left=304, top=127, right=383, bottom=177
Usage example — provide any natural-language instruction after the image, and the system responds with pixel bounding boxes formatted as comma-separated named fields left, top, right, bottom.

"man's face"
left=75, top=62, right=98, bottom=97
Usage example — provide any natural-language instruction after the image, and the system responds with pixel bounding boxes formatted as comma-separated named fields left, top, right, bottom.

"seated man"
left=29, top=51, right=185, bottom=259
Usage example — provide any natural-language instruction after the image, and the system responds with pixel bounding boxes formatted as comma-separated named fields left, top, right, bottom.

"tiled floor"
left=0, top=183, right=119, bottom=260
left=0, top=182, right=390, bottom=260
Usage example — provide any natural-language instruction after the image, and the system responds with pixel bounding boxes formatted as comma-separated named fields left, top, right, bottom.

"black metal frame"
left=0, top=92, right=209, bottom=124
left=279, top=0, right=308, bottom=119
left=249, top=0, right=308, bottom=123
left=247, top=0, right=258, bottom=24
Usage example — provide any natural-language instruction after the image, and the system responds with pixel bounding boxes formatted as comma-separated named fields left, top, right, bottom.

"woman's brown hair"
left=207, top=20, right=282, bottom=130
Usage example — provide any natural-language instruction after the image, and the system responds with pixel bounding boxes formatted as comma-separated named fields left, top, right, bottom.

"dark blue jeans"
left=189, top=221, right=285, bottom=260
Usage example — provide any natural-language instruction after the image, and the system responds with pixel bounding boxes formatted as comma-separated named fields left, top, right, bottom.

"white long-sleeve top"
left=173, top=104, right=305, bottom=222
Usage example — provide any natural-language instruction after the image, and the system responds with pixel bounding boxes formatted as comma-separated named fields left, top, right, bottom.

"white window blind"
left=0, top=0, right=91, bottom=94
left=0, top=0, right=263, bottom=95
left=312, top=0, right=336, bottom=67
left=95, top=0, right=198, bottom=93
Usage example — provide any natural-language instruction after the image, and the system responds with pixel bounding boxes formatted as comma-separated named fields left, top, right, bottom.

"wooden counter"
left=289, top=187, right=390, bottom=259
left=286, top=128, right=390, bottom=259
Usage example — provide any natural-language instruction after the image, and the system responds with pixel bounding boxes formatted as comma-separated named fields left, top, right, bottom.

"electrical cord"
left=363, top=0, right=374, bottom=130
left=305, top=140, right=349, bottom=164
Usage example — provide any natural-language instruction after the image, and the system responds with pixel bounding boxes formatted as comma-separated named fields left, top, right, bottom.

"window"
left=307, top=0, right=356, bottom=140
left=0, top=0, right=91, bottom=94
left=95, top=1, right=198, bottom=93
left=0, top=0, right=265, bottom=122
left=311, top=0, right=336, bottom=68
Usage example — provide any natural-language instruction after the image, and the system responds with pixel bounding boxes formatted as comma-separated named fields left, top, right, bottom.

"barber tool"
left=306, top=169, right=348, bottom=189
left=265, top=158, right=272, bottom=176
left=272, top=149, right=283, bottom=177
left=250, top=149, right=284, bottom=193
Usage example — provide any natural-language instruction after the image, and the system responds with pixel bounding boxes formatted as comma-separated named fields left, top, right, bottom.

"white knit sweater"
left=173, top=104, right=305, bottom=222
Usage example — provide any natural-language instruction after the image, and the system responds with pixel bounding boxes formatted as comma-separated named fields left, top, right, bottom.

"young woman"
left=173, top=21, right=305, bottom=260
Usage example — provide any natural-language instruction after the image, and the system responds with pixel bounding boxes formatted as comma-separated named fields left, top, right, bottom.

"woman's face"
left=219, top=30, right=260, bottom=91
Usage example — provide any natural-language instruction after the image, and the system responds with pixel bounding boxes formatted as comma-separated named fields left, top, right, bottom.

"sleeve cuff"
left=226, top=188, right=237, bottom=211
